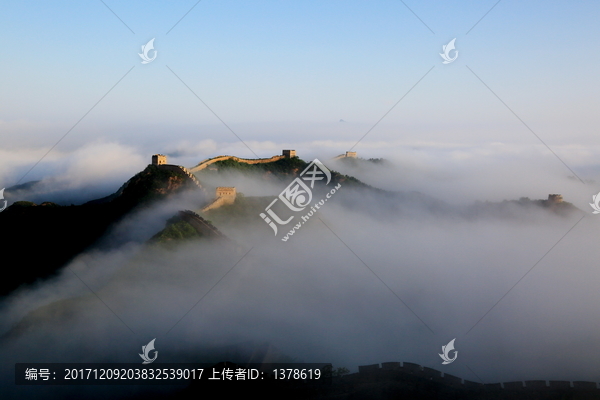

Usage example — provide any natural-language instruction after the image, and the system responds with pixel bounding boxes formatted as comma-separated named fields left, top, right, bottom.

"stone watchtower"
left=215, top=187, right=236, bottom=206
left=548, top=194, right=563, bottom=203
left=216, top=187, right=236, bottom=200
left=152, top=154, right=167, bottom=165
left=282, top=150, right=296, bottom=158
left=201, top=187, right=237, bottom=212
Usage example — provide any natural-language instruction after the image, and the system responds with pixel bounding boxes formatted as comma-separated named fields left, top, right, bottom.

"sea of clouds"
left=1, top=139, right=600, bottom=398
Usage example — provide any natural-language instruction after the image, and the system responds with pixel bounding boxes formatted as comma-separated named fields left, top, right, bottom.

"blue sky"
left=1, top=0, right=599, bottom=196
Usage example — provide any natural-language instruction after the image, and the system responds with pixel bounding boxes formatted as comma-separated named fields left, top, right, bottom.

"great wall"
left=151, top=149, right=362, bottom=211
left=330, top=361, right=599, bottom=399
left=151, top=151, right=297, bottom=213
left=201, top=187, right=236, bottom=212
left=332, top=151, right=358, bottom=160
left=354, top=361, right=598, bottom=390
left=188, top=150, right=296, bottom=173
left=151, top=154, right=205, bottom=193
left=150, top=151, right=567, bottom=220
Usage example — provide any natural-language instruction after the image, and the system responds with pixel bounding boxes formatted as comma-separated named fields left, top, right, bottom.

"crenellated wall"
left=201, top=187, right=237, bottom=212
left=158, top=149, right=297, bottom=175
left=354, top=362, right=599, bottom=392
left=189, top=154, right=285, bottom=173
left=332, top=151, right=358, bottom=160
left=157, top=164, right=205, bottom=192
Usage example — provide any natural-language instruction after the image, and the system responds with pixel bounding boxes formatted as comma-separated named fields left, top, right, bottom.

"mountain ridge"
left=0, top=156, right=580, bottom=297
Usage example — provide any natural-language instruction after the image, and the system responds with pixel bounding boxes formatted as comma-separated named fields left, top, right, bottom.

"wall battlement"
left=355, top=362, right=599, bottom=392
left=332, top=151, right=358, bottom=160
left=156, top=164, right=205, bottom=192
left=548, top=194, right=563, bottom=203
left=189, top=150, right=295, bottom=173
left=202, top=187, right=237, bottom=212
left=216, top=187, right=236, bottom=198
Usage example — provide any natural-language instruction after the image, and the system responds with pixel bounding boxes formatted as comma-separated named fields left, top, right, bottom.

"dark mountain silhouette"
left=0, top=164, right=200, bottom=297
